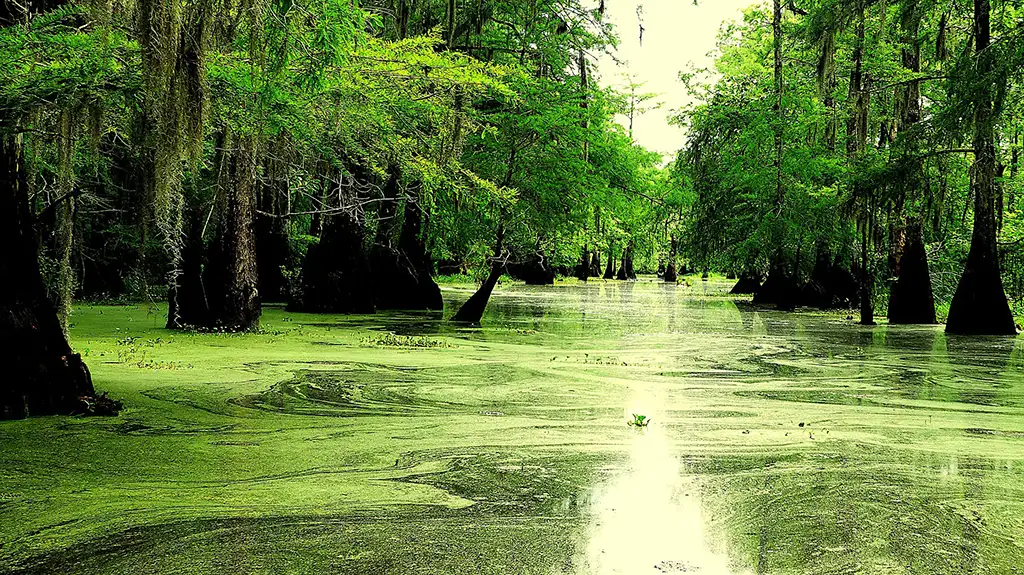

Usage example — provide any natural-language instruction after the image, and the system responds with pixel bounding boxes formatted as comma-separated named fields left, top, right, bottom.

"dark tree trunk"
left=290, top=209, right=375, bottom=314
left=1010, top=129, right=1018, bottom=212
left=373, top=199, right=444, bottom=310
left=800, top=244, right=832, bottom=308
left=619, top=241, right=637, bottom=280
left=370, top=168, right=443, bottom=311
left=167, top=132, right=259, bottom=331
left=753, top=265, right=798, bottom=310
left=888, top=223, right=936, bottom=324
left=575, top=245, right=590, bottom=281
left=847, top=0, right=874, bottom=325
left=603, top=243, right=616, bottom=279
left=453, top=230, right=504, bottom=323
left=731, top=273, right=762, bottom=295
left=772, top=0, right=784, bottom=206
left=255, top=160, right=294, bottom=303
left=167, top=203, right=211, bottom=328
left=1, top=135, right=97, bottom=419
left=946, top=0, right=1016, bottom=335
left=616, top=242, right=635, bottom=280
left=664, top=236, right=678, bottom=283
left=215, top=139, right=262, bottom=331
left=589, top=252, right=601, bottom=277
left=859, top=217, right=875, bottom=325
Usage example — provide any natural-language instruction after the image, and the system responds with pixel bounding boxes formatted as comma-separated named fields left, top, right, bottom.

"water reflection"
left=578, top=426, right=745, bottom=575
left=575, top=376, right=747, bottom=575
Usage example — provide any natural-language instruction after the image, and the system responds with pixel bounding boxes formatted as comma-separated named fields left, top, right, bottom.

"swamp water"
left=2, top=278, right=1024, bottom=574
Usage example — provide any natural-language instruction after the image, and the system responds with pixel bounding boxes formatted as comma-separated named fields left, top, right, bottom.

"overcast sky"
left=595, top=0, right=754, bottom=159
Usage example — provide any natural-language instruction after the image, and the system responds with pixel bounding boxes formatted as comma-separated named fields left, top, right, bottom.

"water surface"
left=1, top=278, right=1023, bottom=574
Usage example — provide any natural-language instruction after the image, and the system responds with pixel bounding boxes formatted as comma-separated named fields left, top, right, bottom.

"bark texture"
left=946, top=0, right=1016, bottom=335
left=1, top=135, right=97, bottom=419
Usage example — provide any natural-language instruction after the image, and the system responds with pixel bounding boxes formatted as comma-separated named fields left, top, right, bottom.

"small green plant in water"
left=628, top=414, right=650, bottom=427
left=362, top=332, right=454, bottom=349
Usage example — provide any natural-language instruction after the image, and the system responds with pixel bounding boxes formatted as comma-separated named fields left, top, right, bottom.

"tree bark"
left=575, top=245, right=590, bottom=281
left=453, top=228, right=504, bottom=323
left=603, top=241, right=616, bottom=279
left=946, top=0, right=1017, bottom=335
left=772, top=0, right=784, bottom=206
left=888, top=223, right=936, bottom=324
left=848, top=0, right=874, bottom=325
left=1, top=134, right=96, bottom=419
left=664, top=236, right=678, bottom=283
left=215, top=136, right=262, bottom=331
left=290, top=178, right=375, bottom=315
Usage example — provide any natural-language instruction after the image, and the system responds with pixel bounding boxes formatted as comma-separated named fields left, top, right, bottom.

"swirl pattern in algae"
left=1, top=278, right=1023, bottom=574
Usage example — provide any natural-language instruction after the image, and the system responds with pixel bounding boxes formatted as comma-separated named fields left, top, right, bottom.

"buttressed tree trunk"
left=946, top=0, right=1016, bottom=335
left=453, top=228, right=504, bottom=323
left=290, top=185, right=375, bottom=315
left=603, top=241, right=616, bottom=279
left=1, top=135, right=96, bottom=419
left=888, top=223, right=936, bottom=324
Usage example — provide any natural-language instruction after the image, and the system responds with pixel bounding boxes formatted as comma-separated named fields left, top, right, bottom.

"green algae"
left=1, top=280, right=1024, bottom=574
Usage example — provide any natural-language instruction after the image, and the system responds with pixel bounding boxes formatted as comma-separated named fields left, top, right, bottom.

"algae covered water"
left=1, top=278, right=1023, bottom=574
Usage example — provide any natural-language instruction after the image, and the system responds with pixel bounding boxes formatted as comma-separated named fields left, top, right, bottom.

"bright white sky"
left=595, top=0, right=755, bottom=159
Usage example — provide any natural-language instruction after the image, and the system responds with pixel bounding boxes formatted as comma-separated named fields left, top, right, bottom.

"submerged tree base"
left=1, top=135, right=104, bottom=420
left=888, top=225, right=936, bottom=325
left=752, top=268, right=798, bottom=310
left=730, top=274, right=762, bottom=295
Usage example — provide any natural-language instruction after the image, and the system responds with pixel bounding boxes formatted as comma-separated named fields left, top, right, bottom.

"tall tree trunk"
left=1010, top=129, right=1018, bottom=211
left=53, top=109, right=76, bottom=335
left=664, top=236, right=678, bottom=283
left=772, top=0, right=784, bottom=206
left=576, top=244, right=590, bottom=281
left=397, top=0, right=409, bottom=40
left=946, top=0, right=1016, bottom=335
left=290, top=172, right=375, bottom=314
left=887, top=0, right=932, bottom=323
left=848, top=0, right=874, bottom=325
left=446, top=0, right=456, bottom=48
left=1, top=134, right=96, bottom=419
left=255, top=138, right=294, bottom=303
left=373, top=166, right=444, bottom=311
left=395, top=199, right=443, bottom=310
left=453, top=227, right=504, bottom=323
left=216, top=136, right=261, bottom=331
left=167, top=201, right=210, bottom=328
left=818, top=30, right=838, bottom=150
left=603, top=241, right=616, bottom=279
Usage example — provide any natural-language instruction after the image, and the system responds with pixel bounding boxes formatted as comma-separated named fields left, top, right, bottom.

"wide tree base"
left=752, top=269, right=798, bottom=310
left=888, top=226, right=937, bottom=325
left=508, top=254, right=555, bottom=285
left=945, top=268, right=1017, bottom=335
left=2, top=134, right=117, bottom=420
left=730, top=273, right=762, bottom=295
left=453, top=264, right=503, bottom=324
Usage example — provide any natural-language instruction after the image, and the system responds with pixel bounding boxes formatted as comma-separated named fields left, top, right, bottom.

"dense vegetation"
left=2, top=0, right=1022, bottom=419
left=675, top=0, right=1024, bottom=333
